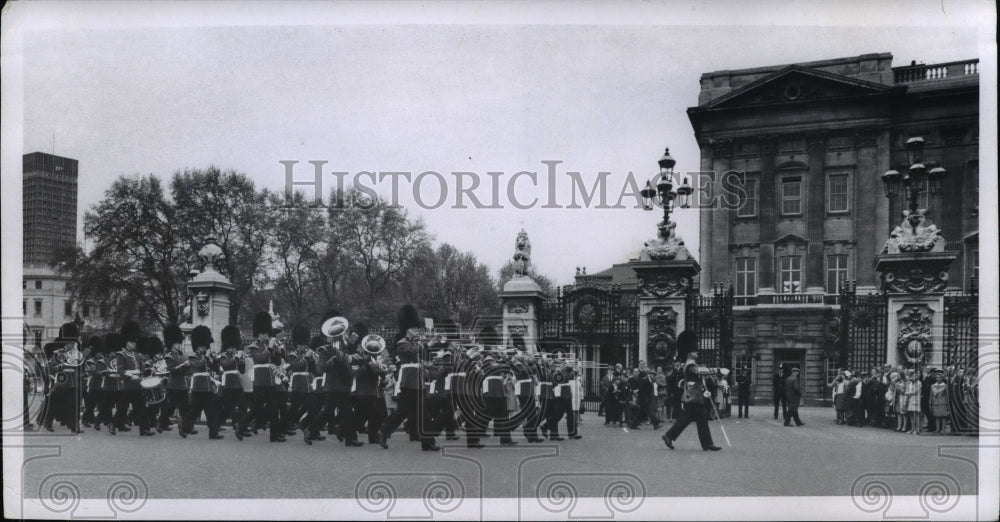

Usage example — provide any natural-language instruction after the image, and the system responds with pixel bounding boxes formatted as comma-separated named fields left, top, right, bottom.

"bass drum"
left=140, top=376, right=167, bottom=406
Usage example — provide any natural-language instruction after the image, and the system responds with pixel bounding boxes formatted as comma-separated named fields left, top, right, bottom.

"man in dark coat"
left=772, top=365, right=786, bottom=420
left=377, top=305, right=439, bottom=451
left=736, top=366, right=752, bottom=419
left=783, top=367, right=804, bottom=426
left=662, top=351, right=722, bottom=451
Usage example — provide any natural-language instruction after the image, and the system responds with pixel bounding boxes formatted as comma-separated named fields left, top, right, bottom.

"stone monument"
left=498, top=229, right=547, bottom=350
left=181, top=238, right=235, bottom=353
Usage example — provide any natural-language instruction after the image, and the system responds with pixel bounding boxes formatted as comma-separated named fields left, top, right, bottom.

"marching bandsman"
left=321, top=315, right=363, bottom=447
left=285, top=325, right=314, bottom=442
left=82, top=335, right=105, bottom=429
left=249, top=311, right=285, bottom=442
left=304, top=335, right=329, bottom=443
left=377, top=305, right=440, bottom=451
left=181, top=325, right=223, bottom=440
left=429, top=349, right=459, bottom=441
left=40, top=322, right=85, bottom=433
left=449, top=347, right=481, bottom=447
left=114, top=322, right=154, bottom=436
left=482, top=355, right=517, bottom=445
left=218, top=325, right=249, bottom=440
left=538, top=358, right=563, bottom=441
left=461, top=346, right=488, bottom=448
left=161, top=325, right=192, bottom=434
left=553, top=362, right=579, bottom=439
left=98, top=333, right=123, bottom=434
left=514, top=351, right=544, bottom=443
left=351, top=324, right=385, bottom=445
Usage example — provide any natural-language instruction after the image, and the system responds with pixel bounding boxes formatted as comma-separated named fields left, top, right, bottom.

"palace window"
left=735, top=257, right=757, bottom=296
left=34, top=300, right=42, bottom=317
left=827, top=173, right=850, bottom=213
left=64, top=300, right=73, bottom=317
left=826, top=254, right=849, bottom=294
left=737, top=177, right=758, bottom=218
left=23, top=300, right=27, bottom=316
left=781, top=177, right=802, bottom=216
left=35, top=280, right=42, bottom=289
left=779, top=255, right=803, bottom=293
left=82, top=304, right=90, bottom=318
left=100, top=304, right=109, bottom=318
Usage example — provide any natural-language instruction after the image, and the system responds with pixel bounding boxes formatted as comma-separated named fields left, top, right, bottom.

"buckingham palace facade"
left=688, top=52, right=980, bottom=404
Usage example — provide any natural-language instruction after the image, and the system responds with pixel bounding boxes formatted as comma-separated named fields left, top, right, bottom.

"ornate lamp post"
left=640, top=148, right=694, bottom=227
left=875, top=136, right=956, bottom=369
left=881, top=137, right=947, bottom=238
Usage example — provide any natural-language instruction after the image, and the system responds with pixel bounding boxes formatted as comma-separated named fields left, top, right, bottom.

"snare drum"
left=140, top=376, right=167, bottom=405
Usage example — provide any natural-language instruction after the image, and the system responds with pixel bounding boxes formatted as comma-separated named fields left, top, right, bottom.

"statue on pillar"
left=884, top=211, right=945, bottom=254
left=513, top=229, right=532, bottom=277
left=643, top=220, right=690, bottom=261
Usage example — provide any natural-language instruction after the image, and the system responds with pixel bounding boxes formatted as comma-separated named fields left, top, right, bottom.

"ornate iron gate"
left=684, top=284, right=735, bottom=368
left=944, top=290, right=979, bottom=368
left=838, top=283, right=888, bottom=371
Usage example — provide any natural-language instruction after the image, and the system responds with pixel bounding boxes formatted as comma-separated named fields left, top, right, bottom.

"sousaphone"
left=360, top=334, right=386, bottom=356
left=321, top=316, right=350, bottom=339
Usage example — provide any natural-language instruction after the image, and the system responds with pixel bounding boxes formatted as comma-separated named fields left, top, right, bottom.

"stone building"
left=687, top=53, right=979, bottom=404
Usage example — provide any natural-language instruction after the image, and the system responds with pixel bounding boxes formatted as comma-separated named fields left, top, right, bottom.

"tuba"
left=321, top=316, right=350, bottom=339
left=360, top=334, right=388, bottom=374
left=56, top=345, right=85, bottom=367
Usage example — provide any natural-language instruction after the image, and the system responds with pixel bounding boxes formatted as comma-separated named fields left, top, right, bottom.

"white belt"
left=351, top=377, right=357, bottom=393
left=223, top=370, right=240, bottom=376
left=313, top=376, right=325, bottom=391
left=444, top=372, right=465, bottom=391
left=482, top=375, right=503, bottom=394
left=190, top=372, right=211, bottom=390
left=429, top=381, right=437, bottom=394
left=395, top=363, right=419, bottom=395
left=516, top=379, right=532, bottom=395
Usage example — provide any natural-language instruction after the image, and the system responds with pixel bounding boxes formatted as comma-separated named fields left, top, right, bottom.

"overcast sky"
left=6, top=1, right=992, bottom=286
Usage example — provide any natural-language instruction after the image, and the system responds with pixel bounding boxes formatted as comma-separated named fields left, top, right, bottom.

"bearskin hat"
left=309, top=335, right=327, bottom=350
left=191, top=325, right=214, bottom=348
left=676, top=330, right=697, bottom=360
left=291, top=324, right=311, bottom=347
left=163, top=324, right=184, bottom=347
left=43, top=342, right=61, bottom=358
left=511, top=334, right=526, bottom=351
left=121, top=321, right=141, bottom=343
left=478, top=325, right=500, bottom=346
left=396, top=304, right=420, bottom=333
left=86, top=335, right=104, bottom=355
left=252, top=311, right=272, bottom=337
left=104, top=332, right=125, bottom=352
left=58, top=322, right=80, bottom=340
left=221, top=325, right=242, bottom=349
left=145, top=336, right=165, bottom=357
left=351, top=321, right=369, bottom=341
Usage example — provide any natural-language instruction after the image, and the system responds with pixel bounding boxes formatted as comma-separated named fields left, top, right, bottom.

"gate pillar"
left=874, top=233, right=957, bottom=369
left=499, top=230, right=547, bottom=351
left=180, top=238, right=235, bottom=354
left=632, top=259, right=700, bottom=366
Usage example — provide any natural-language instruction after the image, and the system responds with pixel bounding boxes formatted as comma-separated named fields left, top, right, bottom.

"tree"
left=171, top=167, right=273, bottom=324
left=328, top=189, right=432, bottom=320
left=403, top=243, right=500, bottom=327
left=57, top=174, right=187, bottom=329
left=267, top=191, right=327, bottom=326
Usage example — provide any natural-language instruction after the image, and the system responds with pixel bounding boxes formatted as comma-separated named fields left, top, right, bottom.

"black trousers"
left=98, top=390, right=118, bottom=427
left=642, top=398, right=661, bottom=427
left=540, top=397, right=563, bottom=436
left=773, top=392, right=786, bottom=419
left=518, top=395, right=540, bottom=439
left=455, top=393, right=483, bottom=444
left=116, top=389, right=148, bottom=430
left=323, top=391, right=358, bottom=442
left=431, top=396, right=458, bottom=437
left=43, top=387, right=80, bottom=431
left=382, top=388, right=436, bottom=448
left=219, top=389, right=247, bottom=431
left=664, top=403, right=715, bottom=449
left=784, top=403, right=803, bottom=426
left=485, top=397, right=512, bottom=441
left=302, top=393, right=323, bottom=435
left=82, top=389, right=99, bottom=424
left=184, top=391, right=220, bottom=435
left=353, top=395, right=382, bottom=443
left=159, top=389, right=190, bottom=430
left=252, top=387, right=281, bottom=440
left=737, top=392, right=750, bottom=418
left=558, top=397, right=576, bottom=436
left=286, top=392, right=310, bottom=430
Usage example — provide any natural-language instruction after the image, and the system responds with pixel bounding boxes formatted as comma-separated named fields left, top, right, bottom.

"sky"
left=5, top=1, right=993, bottom=287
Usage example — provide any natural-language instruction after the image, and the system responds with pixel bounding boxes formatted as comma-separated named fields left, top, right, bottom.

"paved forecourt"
left=19, top=406, right=979, bottom=500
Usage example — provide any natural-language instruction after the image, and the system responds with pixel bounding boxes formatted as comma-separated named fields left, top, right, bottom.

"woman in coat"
left=904, top=369, right=922, bottom=435
left=929, top=374, right=950, bottom=433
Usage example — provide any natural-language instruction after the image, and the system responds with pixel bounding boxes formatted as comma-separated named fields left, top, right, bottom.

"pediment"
left=704, top=66, right=895, bottom=109
left=774, top=233, right=808, bottom=246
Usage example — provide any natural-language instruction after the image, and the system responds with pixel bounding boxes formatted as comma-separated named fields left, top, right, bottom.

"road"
left=15, top=406, right=981, bottom=514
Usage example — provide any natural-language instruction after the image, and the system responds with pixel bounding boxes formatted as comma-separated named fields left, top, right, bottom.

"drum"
left=140, top=376, right=167, bottom=405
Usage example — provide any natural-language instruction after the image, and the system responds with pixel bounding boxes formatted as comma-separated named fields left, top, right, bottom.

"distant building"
left=687, top=53, right=979, bottom=403
left=22, top=152, right=89, bottom=345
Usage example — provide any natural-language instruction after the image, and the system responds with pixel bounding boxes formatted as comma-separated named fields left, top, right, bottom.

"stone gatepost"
left=632, top=220, right=700, bottom=366
left=498, top=230, right=547, bottom=351
left=874, top=218, right=957, bottom=369
left=180, top=238, right=234, bottom=354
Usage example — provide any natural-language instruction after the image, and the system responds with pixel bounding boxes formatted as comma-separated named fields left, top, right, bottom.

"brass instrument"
left=54, top=344, right=85, bottom=367
left=321, top=316, right=350, bottom=339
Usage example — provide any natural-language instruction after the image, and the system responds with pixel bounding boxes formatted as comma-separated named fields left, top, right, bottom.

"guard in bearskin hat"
left=81, top=335, right=105, bottom=428
left=98, top=332, right=124, bottom=433
left=249, top=311, right=285, bottom=442
left=377, top=304, right=440, bottom=451
left=285, top=324, right=317, bottom=444
left=38, top=322, right=84, bottom=433
left=159, top=324, right=190, bottom=433
left=318, top=310, right=363, bottom=447
left=662, top=346, right=722, bottom=452
left=217, top=324, right=250, bottom=440
left=180, top=325, right=223, bottom=440
left=113, top=321, right=155, bottom=436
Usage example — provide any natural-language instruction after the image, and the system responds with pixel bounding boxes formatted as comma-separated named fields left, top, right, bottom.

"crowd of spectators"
left=827, top=365, right=979, bottom=436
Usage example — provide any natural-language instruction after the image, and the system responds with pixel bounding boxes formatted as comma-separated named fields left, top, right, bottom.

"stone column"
left=853, top=126, right=882, bottom=292
left=805, top=132, right=827, bottom=295
left=182, top=238, right=235, bottom=354
left=757, top=136, right=778, bottom=294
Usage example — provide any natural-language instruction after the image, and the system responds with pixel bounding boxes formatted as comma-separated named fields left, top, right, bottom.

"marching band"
left=30, top=305, right=594, bottom=451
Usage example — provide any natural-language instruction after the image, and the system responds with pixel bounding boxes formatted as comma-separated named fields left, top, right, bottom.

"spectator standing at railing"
left=929, top=374, right=950, bottom=433
left=600, top=370, right=613, bottom=423
left=655, top=367, right=668, bottom=419
left=830, top=371, right=847, bottom=424
left=903, top=369, right=921, bottom=435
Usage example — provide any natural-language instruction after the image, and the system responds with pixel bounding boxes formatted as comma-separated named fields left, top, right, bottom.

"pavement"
left=16, top=406, right=980, bottom=501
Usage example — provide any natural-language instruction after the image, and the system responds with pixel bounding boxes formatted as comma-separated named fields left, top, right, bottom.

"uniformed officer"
left=181, top=325, right=223, bottom=440
left=321, top=315, right=363, bottom=447
left=377, top=305, right=439, bottom=451
left=351, top=323, right=385, bottom=445
left=304, top=336, right=329, bottom=443
left=82, top=335, right=105, bottom=429
left=158, top=324, right=187, bottom=433
left=98, top=333, right=123, bottom=434
left=515, top=355, right=544, bottom=443
left=285, top=325, right=314, bottom=440
left=249, top=311, right=285, bottom=442
left=114, top=322, right=154, bottom=436
left=217, top=325, right=248, bottom=440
